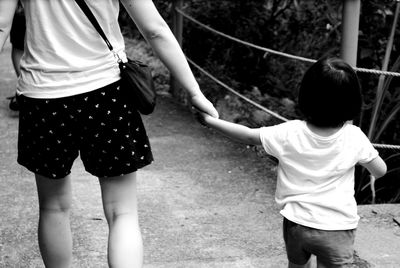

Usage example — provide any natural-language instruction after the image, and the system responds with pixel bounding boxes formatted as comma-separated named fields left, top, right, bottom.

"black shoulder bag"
left=75, top=0, right=156, bottom=115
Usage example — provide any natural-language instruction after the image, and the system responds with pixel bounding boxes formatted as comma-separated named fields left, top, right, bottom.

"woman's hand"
left=192, top=108, right=213, bottom=126
left=190, top=94, right=219, bottom=119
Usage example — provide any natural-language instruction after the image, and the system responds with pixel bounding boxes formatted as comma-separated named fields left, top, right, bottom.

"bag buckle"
left=112, top=50, right=123, bottom=64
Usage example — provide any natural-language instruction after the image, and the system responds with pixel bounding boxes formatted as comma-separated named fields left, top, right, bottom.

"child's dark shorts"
left=283, top=217, right=355, bottom=267
left=17, top=81, right=153, bottom=179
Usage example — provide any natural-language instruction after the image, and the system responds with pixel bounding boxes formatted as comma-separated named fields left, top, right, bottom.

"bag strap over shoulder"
left=74, top=0, right=114, bottom=52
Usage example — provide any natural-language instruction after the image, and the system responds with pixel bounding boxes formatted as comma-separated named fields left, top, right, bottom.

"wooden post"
left=170, top=0, right=184, bottom=97
left=340, top=0, right=360, bottom=66
left=340, top=0, right=360, bottom=127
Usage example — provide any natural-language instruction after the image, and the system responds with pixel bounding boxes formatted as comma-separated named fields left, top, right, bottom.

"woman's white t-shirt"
left=260, top=120, right=378, bottom=230
left=17, top=0, right=127, bottom=98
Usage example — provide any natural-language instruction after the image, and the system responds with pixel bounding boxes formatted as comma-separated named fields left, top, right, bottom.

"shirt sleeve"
left=356, top=128, right=379, bottom=164
left=259, top=123, right=287, bottom=158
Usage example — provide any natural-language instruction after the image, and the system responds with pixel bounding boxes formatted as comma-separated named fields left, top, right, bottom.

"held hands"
left=191, top=95, right=261, bottom=145
left=190, top=94, right=218, bottom=127
left=190, top=94, right=219, bottom=119
left=193, top=107, right=213, bottom=126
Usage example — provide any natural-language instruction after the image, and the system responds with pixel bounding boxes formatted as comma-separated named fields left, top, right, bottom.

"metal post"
left=172, top=0, right=183, bottom=47
left=170, top=0, right=184, bottom=96
left=340, top=0, right=361, bottom=66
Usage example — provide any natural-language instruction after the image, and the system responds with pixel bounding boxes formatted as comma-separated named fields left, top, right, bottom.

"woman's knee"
left=35, top=174, right=73, bottom=213
left=104, top=207, right=139, bottom=227
left=39, top=202, right=72, bottom=215
left=102, top=195, right=139, bottom=225
left=99, top=173, right=139, bottom=224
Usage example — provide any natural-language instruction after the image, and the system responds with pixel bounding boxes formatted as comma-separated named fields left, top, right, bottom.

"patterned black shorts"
left=17, top=81, right=153, bottom=179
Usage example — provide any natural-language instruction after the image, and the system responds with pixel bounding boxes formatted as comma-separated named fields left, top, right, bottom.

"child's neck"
left=306, top=122, right=344, bottom=137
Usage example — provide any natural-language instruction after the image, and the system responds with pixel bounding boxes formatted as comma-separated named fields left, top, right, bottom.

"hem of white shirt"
left=16, top=76, right=121, bottom=99
left=281, top=212, right=359, bottom=231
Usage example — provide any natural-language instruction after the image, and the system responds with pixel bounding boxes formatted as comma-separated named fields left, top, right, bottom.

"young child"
left=197, top=57, right=387, bottom=268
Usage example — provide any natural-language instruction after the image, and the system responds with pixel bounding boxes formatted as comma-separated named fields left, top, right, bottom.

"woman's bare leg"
left=35, top=174, right=73, bottom=268
left=99, top=172, right=143, bottom=268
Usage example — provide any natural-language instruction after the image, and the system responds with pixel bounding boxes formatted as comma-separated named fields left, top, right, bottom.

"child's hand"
left=192, top=106, right=212, bottom=126
left=190, top=94, right=219, bottom=119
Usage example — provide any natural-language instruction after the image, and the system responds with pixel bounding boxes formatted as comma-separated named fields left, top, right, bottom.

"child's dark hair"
left=298, top=57, right=362, bottom=127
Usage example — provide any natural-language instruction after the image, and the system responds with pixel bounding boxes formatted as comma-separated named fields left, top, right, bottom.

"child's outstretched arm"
left=360, top=156, right=387, bottom=179
left=199, top=111, right=262, bottom=146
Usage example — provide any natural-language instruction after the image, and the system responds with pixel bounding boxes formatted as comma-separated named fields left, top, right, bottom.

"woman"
left=0, top=1, right=218, bottom=267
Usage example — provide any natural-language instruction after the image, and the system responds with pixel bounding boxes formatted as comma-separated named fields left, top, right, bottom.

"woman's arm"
left=120, top=0, right=218, bottom=118
left=0, top=0, right=18, bottom=52
left=201, top=112, right=262, bottom=145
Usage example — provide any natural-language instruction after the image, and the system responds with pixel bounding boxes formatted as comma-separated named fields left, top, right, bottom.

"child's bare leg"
left=316, top=258, right=348, bottom=268
left=35, top=174, right=73, bottom=268
left=316, top=259, right=328, bottom=268
left=288, top=256, right=313, bottom=268
left=99, top=172, right=143, bottom=268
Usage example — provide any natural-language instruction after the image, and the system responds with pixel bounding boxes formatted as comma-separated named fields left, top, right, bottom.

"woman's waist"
left=17, top=66, right=121, bottom=99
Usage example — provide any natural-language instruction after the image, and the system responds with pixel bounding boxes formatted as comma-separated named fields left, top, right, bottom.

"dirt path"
left=0, top=40, right=287, bottom=267
left=2, top=39, right=399, bottom=268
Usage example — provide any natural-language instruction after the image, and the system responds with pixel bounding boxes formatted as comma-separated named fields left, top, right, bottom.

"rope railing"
left=371, top=143, right=400, bottom=150
left=187, top=57, right=290, bottom=123
left=176, top=9, right=315, bottom=64
left=187, top=57, right=400, bottom=150
left=176, top=8, right=400, bottom=78
left=177, top=8, right=400, bottom=151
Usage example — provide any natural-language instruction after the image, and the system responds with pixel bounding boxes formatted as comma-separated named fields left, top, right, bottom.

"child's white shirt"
left=260, top=120, right=378, bottom=230
left=17, top=0, right=127, bottom=98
